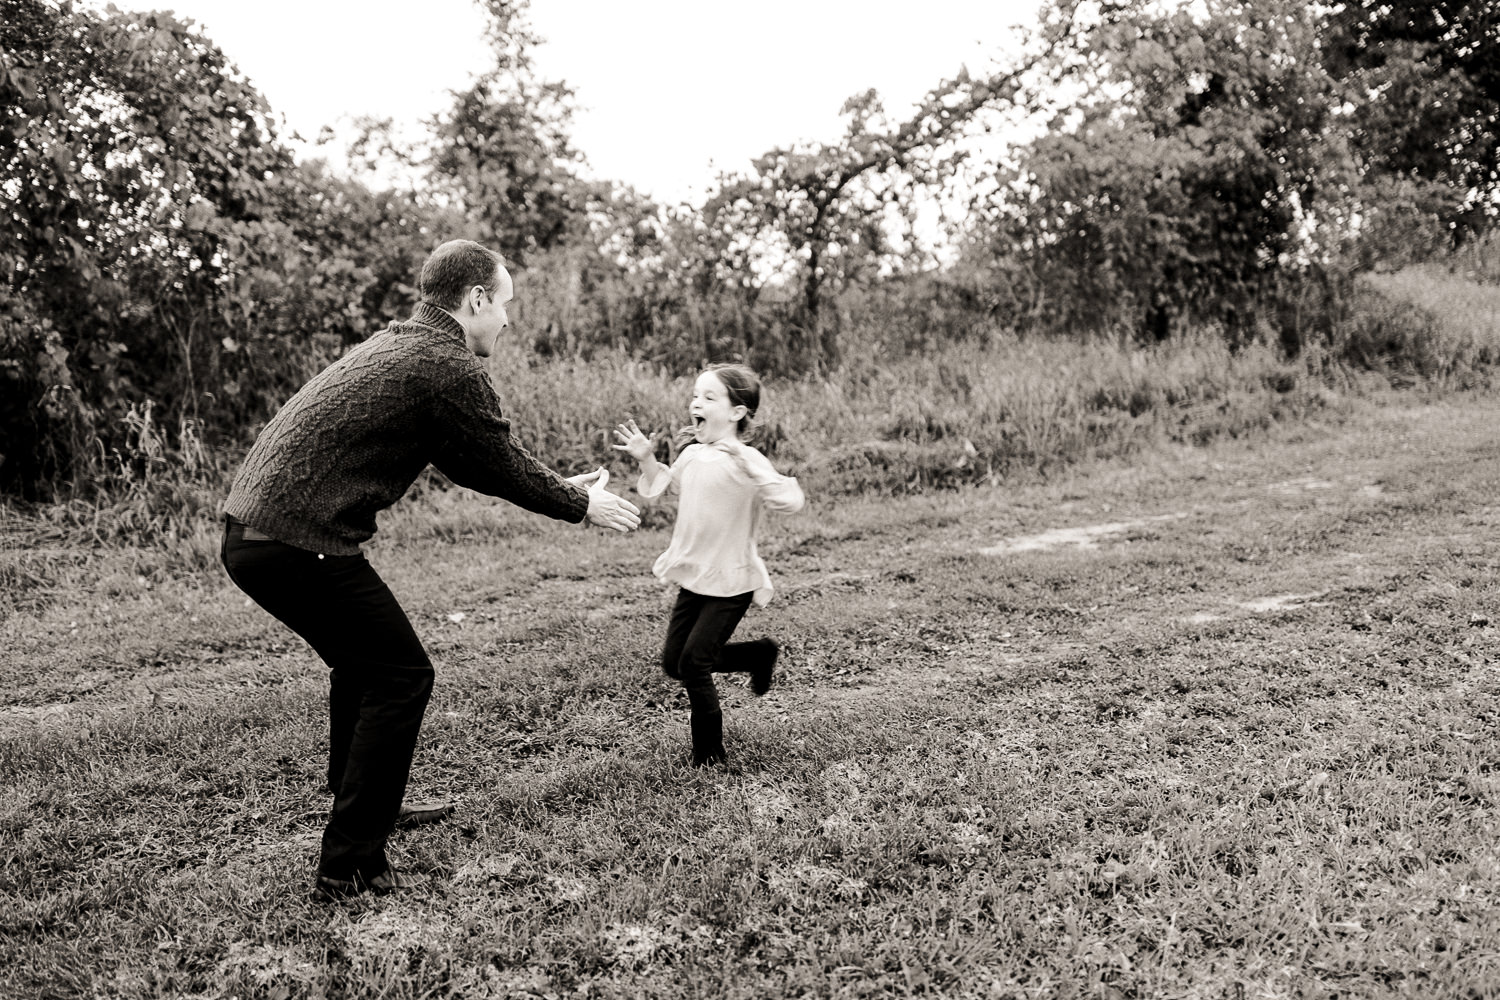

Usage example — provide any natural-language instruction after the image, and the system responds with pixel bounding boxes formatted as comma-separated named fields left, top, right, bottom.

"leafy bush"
left=1333, top=271, right=1500, bottom=389
left=1, top=2, right=444, bottom=498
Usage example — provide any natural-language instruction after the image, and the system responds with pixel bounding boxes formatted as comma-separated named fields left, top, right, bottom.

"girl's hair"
left=676, top=363, right=763, bottom=446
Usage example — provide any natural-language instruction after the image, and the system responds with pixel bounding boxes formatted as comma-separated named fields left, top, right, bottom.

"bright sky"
left=133, top=0, right=1044, bottom=205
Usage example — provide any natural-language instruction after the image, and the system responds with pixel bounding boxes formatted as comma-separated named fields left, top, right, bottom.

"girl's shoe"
left=751, top=639, right=779, bottom=696
left=692, top=747, right=728, bottom=767
left=691, top=711, right=727, bottom=766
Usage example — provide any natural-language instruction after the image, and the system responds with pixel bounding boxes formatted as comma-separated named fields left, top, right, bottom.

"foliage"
left=961, top=0, right=1361, bottom=347
left=422, top=0, right=584, bottom=265
left=0, top=0, right=441, bottom=499
left=688, top=7, right=1080, bottom=374
left=3, top=0, right=1499, bottom=507
left=499, top=0, right=1084, bottom=378
left=1324, top=0, right=1500, bottom=239
left=3, top=0, right=277, bottom=493
left=508, top=181, right=850, bottom=377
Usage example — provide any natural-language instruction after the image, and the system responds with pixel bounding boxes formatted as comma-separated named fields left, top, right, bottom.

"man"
left=220, top=239, right=640, bottom=900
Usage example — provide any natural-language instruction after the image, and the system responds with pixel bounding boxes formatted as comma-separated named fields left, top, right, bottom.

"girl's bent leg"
left=715, top=637, right=779, bottom=695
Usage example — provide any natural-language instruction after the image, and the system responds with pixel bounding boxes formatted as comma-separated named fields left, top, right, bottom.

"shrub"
left=1339, top=269, right=1500, bottom=388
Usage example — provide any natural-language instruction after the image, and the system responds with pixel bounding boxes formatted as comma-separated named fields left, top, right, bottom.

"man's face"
left=465, top=265, right=513, bottom=358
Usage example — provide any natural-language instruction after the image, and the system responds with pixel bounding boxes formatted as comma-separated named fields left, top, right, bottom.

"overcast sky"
left=131, top=0, right=1043, bottom=204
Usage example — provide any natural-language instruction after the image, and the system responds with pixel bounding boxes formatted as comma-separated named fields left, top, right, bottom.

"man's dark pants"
left=221, top=518, right=433, bottom=881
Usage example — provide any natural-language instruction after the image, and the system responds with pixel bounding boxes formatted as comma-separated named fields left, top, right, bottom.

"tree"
left=422, top=0, right=584, bottom=265
left=0, top=0, right=441, bottom=497
left=1324, top=0, right=1499, bottom=240
left=959, top=0, right=1360, bottom=346
left=1, top=0, right=293, bottom=492
left=691, top=5, right=1082, bottom=374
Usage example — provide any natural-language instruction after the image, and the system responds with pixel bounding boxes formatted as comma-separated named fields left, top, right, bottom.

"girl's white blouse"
left=637, top=442, right=804, bottom=606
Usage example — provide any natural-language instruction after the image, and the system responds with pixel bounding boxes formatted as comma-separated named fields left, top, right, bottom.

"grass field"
left=3, top=386, right=1499, bottom=999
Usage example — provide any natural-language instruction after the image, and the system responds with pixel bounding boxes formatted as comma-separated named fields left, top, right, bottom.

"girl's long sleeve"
left=638, top=444, right=696, bottom=499
left=757, top=472, right=804, bottom=514
left=637, top=464, right=672, bottom=498
left=725, top=443, right=804, bottom=513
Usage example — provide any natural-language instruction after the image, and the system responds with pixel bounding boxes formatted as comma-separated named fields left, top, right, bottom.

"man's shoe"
left=751, top=640, right=779, bottom=696
left=396, top=798, right=455, bottom=828
left=312, top=868, right=423, bottom=901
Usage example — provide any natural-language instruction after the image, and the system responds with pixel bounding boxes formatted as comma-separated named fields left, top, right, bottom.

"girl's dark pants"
left=220, top=518, right=433, bottom=882
left=660, top=588, right=772, bottom=762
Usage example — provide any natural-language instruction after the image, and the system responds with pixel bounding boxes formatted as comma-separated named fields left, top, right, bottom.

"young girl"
left=613, top=363, right=804, bottom=766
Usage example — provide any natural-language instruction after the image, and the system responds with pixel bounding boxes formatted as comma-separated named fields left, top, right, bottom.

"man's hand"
left=611, top=419, right=655, bottom=463
left=580, top=468, right=641, bottom=532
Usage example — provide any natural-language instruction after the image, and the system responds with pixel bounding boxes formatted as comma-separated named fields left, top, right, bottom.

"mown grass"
left=4, top=269, right=1499, bottom=998
left=4, top=385, right=1500, bottom=998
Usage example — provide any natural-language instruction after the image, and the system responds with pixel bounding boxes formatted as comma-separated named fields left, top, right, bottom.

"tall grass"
left=8, top=264, right=1497, bottom=585
left=1447, top=230, right=1500, bottom=285
left=0, top=402, right=227, bottom=615
left=1352, top=267, right=1500, bottom=387
left=492, top=333, right=1330, bottom=497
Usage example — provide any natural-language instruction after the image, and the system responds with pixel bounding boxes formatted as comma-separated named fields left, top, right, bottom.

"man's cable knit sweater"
left=223, top=303, right=589, bottom=555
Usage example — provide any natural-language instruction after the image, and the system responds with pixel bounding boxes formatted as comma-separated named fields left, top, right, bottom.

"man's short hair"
left=418, top=240, right=505, bottom=311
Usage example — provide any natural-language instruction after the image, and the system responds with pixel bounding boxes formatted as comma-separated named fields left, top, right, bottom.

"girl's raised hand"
left=611, top=419, right=655, bottom=462
left=711, top=437, right=757, bottom=481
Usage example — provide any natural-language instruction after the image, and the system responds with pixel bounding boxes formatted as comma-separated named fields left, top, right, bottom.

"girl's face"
left=689, top=371, right=746, bottom=445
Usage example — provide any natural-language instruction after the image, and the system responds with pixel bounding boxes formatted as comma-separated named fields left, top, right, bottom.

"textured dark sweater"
left=223, top=303, right=589, bottom=555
